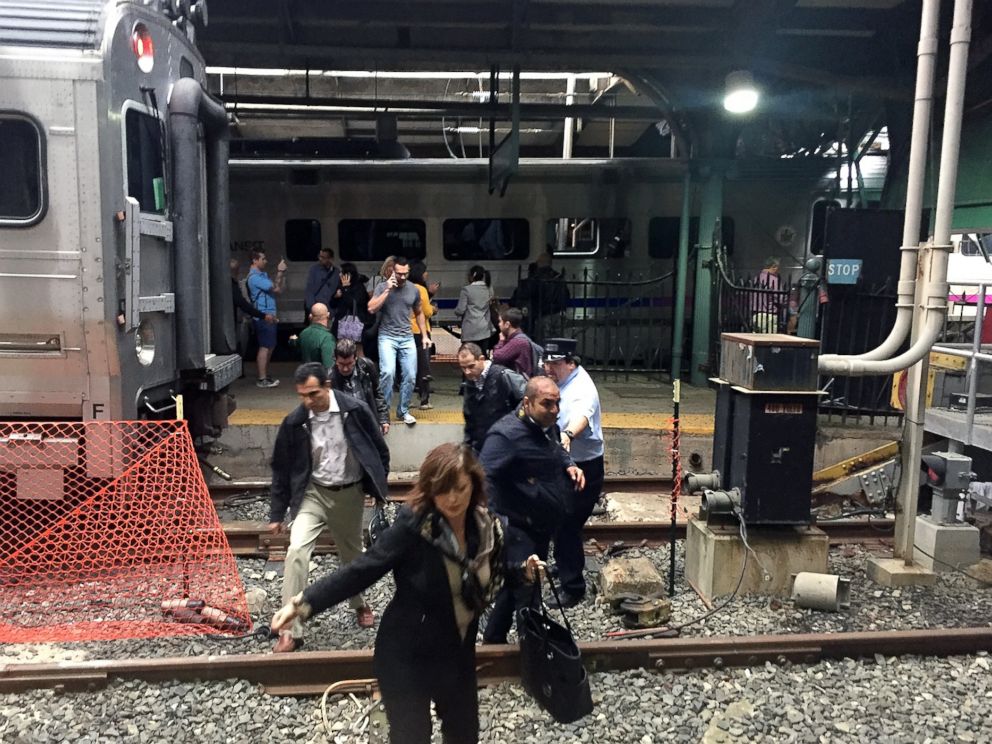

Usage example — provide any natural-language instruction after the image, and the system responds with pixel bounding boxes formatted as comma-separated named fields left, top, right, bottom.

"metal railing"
left=514, top=267, right=676, bottom=378
left=931, top=282, right=992, bottom=447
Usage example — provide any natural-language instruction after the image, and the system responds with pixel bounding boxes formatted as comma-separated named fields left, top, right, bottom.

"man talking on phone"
left=367, top=256, right=431, bottom=426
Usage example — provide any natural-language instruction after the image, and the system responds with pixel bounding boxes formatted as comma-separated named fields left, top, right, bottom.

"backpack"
left=522, top=335, right=543, bottom=378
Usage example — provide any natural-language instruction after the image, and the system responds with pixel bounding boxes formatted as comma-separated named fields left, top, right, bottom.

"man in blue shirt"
left=543, top=338, right=604, bottom=608
left=304, top=247, right=341, bottom=317
left=246, top=250, right=287, bottom=388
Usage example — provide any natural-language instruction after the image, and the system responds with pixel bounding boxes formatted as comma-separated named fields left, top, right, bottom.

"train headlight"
left=135, top=322, right=156, bottom=366
left=131, top=23, right=155, bottom=74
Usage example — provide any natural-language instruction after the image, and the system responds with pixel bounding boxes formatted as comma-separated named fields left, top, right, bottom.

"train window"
left=442, top=219, right=529, bottom=261
left=285, top=219, right=322, bottom=262
left=124, top=108, right=166, bottom=214
left=648, top=216, right=736, bottom=259
left=339, top=219, right=427, bottom=262
left=546, top=218, right=631, bottom=258
left=0, top=115, right=45, bottom=225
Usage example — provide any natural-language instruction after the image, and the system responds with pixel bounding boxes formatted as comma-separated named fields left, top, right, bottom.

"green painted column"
left=690, top=166, right=724, bottom=387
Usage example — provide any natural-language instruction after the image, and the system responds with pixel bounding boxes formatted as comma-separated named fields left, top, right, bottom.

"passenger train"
left=0, top=0, right=238, bottom=435
left=229, top=157, right=842, bottom=322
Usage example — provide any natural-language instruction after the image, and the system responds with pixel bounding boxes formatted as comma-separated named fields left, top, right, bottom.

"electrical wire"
left=912, top=543, right=992, bottom=587
left=666, top=510, right=752, bottom=633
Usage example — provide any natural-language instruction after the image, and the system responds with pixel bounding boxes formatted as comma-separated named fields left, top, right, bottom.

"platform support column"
left=690, top=166, right=724, bottom=387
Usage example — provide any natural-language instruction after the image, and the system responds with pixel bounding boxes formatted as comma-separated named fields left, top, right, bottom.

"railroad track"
left=2, top=626, right=987, bottom=696
left=210, top=475, right=674, bottom=504
left=222, top=518, right=893, bottom=558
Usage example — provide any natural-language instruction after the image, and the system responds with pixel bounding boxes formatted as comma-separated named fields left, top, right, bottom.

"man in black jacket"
left=457, top=342, right=526, bottom=453
left=268, top=362, right=390, bottom=651
left=480, top=376, right=585, bottom=644
left=331, top=339, right=390, bottom=434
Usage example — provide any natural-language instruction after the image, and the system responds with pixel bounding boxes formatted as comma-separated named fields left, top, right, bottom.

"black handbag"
left=517, top=575, right=594, bottom=724
left=368, top=505, right=390, bottom=545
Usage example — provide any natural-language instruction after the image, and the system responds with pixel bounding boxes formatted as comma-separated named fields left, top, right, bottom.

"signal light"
left=131, top=23, right=154, bottom=73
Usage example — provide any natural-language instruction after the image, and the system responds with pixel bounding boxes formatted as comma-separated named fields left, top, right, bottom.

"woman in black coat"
left=271, top=442, right=542, bottom=744
left=332, top=262, right=372, bottom=356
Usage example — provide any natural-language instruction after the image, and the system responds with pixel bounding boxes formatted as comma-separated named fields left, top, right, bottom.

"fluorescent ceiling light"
left=206, top=67, right=611, bottom=81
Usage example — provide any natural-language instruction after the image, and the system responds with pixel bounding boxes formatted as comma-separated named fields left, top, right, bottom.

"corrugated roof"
left=0, top=0, right=106, bottom=49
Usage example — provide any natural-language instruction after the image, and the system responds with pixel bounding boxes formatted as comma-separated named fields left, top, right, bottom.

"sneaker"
left=356, top=606, right=375, bottom=628
left=419, top=402, right=433, bottom=410
left=256, top=377, right=280, bottom=389
left=402, top=413, right=417, bottom=425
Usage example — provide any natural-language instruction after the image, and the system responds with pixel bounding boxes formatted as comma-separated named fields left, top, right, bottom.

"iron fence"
left=514, top=267, right=676, bottom=379
left=716, top=268, right=904, bottom=426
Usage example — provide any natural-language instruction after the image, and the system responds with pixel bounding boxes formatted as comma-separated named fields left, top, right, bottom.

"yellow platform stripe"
left=229, top=407, right=715, bottom=433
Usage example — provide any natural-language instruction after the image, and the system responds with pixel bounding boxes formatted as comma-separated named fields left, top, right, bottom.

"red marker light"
left=131, top=23, right=154, bottom=73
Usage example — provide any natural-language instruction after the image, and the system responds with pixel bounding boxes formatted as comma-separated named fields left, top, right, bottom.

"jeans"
left=378, top=333, right=417, bottom=417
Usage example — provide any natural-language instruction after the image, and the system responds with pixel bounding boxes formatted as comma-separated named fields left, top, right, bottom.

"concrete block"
left=605, top=492, right=700, bottom=522
left=244, top=587, right=267, bottom=615
left=913, top=515, right=980, bottom=573
left=599, top=557, right=665, bottom=602
left=684, top=517, right=828, bottom=602
left=866, top=557, right=937, bottom=587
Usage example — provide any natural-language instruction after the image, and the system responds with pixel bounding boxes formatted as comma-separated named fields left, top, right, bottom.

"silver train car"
left=228, top=157, right=872, bottom=360
left=0, top=0, right=239, bottom=434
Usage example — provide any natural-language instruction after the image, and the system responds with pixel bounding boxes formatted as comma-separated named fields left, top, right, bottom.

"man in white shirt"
left=268, top=362, right=390, bottom=651
left=543, top=338, right=605, bottom=609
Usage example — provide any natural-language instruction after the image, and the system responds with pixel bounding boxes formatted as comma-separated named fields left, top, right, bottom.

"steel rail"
left=210, top=474, right=674, bottom=503
left=2, top=627, right=988, bottom=696
left=221, top=519, right=892, bottom=558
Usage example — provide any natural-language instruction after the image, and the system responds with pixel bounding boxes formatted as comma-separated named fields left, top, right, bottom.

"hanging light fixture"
left=723, top=70, right=759, bottom=114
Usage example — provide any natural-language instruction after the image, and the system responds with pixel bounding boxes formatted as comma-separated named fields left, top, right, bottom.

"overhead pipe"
left=819, top=0, right=939, bottom=365
left=818, top=0, right=969, bottom=377
left=169, top=78, right=234, bottom=370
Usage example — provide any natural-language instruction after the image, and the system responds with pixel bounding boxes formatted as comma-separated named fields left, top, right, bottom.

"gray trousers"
left=282, top=481, right=366, bottom=638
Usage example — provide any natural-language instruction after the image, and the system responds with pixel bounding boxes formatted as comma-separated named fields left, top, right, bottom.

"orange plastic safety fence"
left=0, top=421, right=250, bottom=643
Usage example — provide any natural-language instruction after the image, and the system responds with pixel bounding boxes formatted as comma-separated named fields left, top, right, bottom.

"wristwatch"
left=564, top=429, right=576, bottom=440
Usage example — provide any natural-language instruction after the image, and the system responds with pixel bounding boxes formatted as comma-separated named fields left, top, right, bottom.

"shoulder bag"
left=516, top=574, right=594, bottom=723
left=338, top=298, right=365, bottom=342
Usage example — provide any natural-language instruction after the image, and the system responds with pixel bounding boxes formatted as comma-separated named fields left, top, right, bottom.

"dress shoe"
left=547, top=591, right=584, bottom=610
left=272, top=631, right=303, bottom=653
left=356, top=605, right=376, bottom=628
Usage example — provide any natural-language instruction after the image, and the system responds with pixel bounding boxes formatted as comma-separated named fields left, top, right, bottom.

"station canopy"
left=198, top=1, right=992, bottom=159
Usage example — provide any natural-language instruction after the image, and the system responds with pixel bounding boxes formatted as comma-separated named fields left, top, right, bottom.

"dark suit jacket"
left=479, top=408, right=575, bottom=536
left=332, top=357, right=389, bottom=426
left=269, top=391, right=390, bottom=523
left=460, top=363, right=526, bottom=452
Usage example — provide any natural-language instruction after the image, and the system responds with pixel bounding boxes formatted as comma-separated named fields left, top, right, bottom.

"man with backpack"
left=457, top=342, right=526, bottom=453
left=492, top=307, right=540, bottom=377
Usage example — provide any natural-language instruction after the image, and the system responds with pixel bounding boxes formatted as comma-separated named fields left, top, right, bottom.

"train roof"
left=0, top=0, right=107, bottom=49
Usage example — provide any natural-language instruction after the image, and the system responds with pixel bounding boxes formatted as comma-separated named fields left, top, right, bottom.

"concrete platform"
left=913, top=515, right=980, bottom=573
left=685, top=517, right=829, bottom=603
left=208, top=360, right=901, bottom=483
left=866, top=557, right=938, bottom=588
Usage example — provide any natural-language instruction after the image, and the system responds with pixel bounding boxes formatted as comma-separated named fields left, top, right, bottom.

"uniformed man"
left=543, top=338, right=604, bottom=608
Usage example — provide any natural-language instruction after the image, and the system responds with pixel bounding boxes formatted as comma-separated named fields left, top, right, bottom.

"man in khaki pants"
left=267, top=362, right=390, bottom=652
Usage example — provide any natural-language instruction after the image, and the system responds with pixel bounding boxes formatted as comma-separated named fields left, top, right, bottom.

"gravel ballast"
left=4, top=654, right=992, bottom=743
